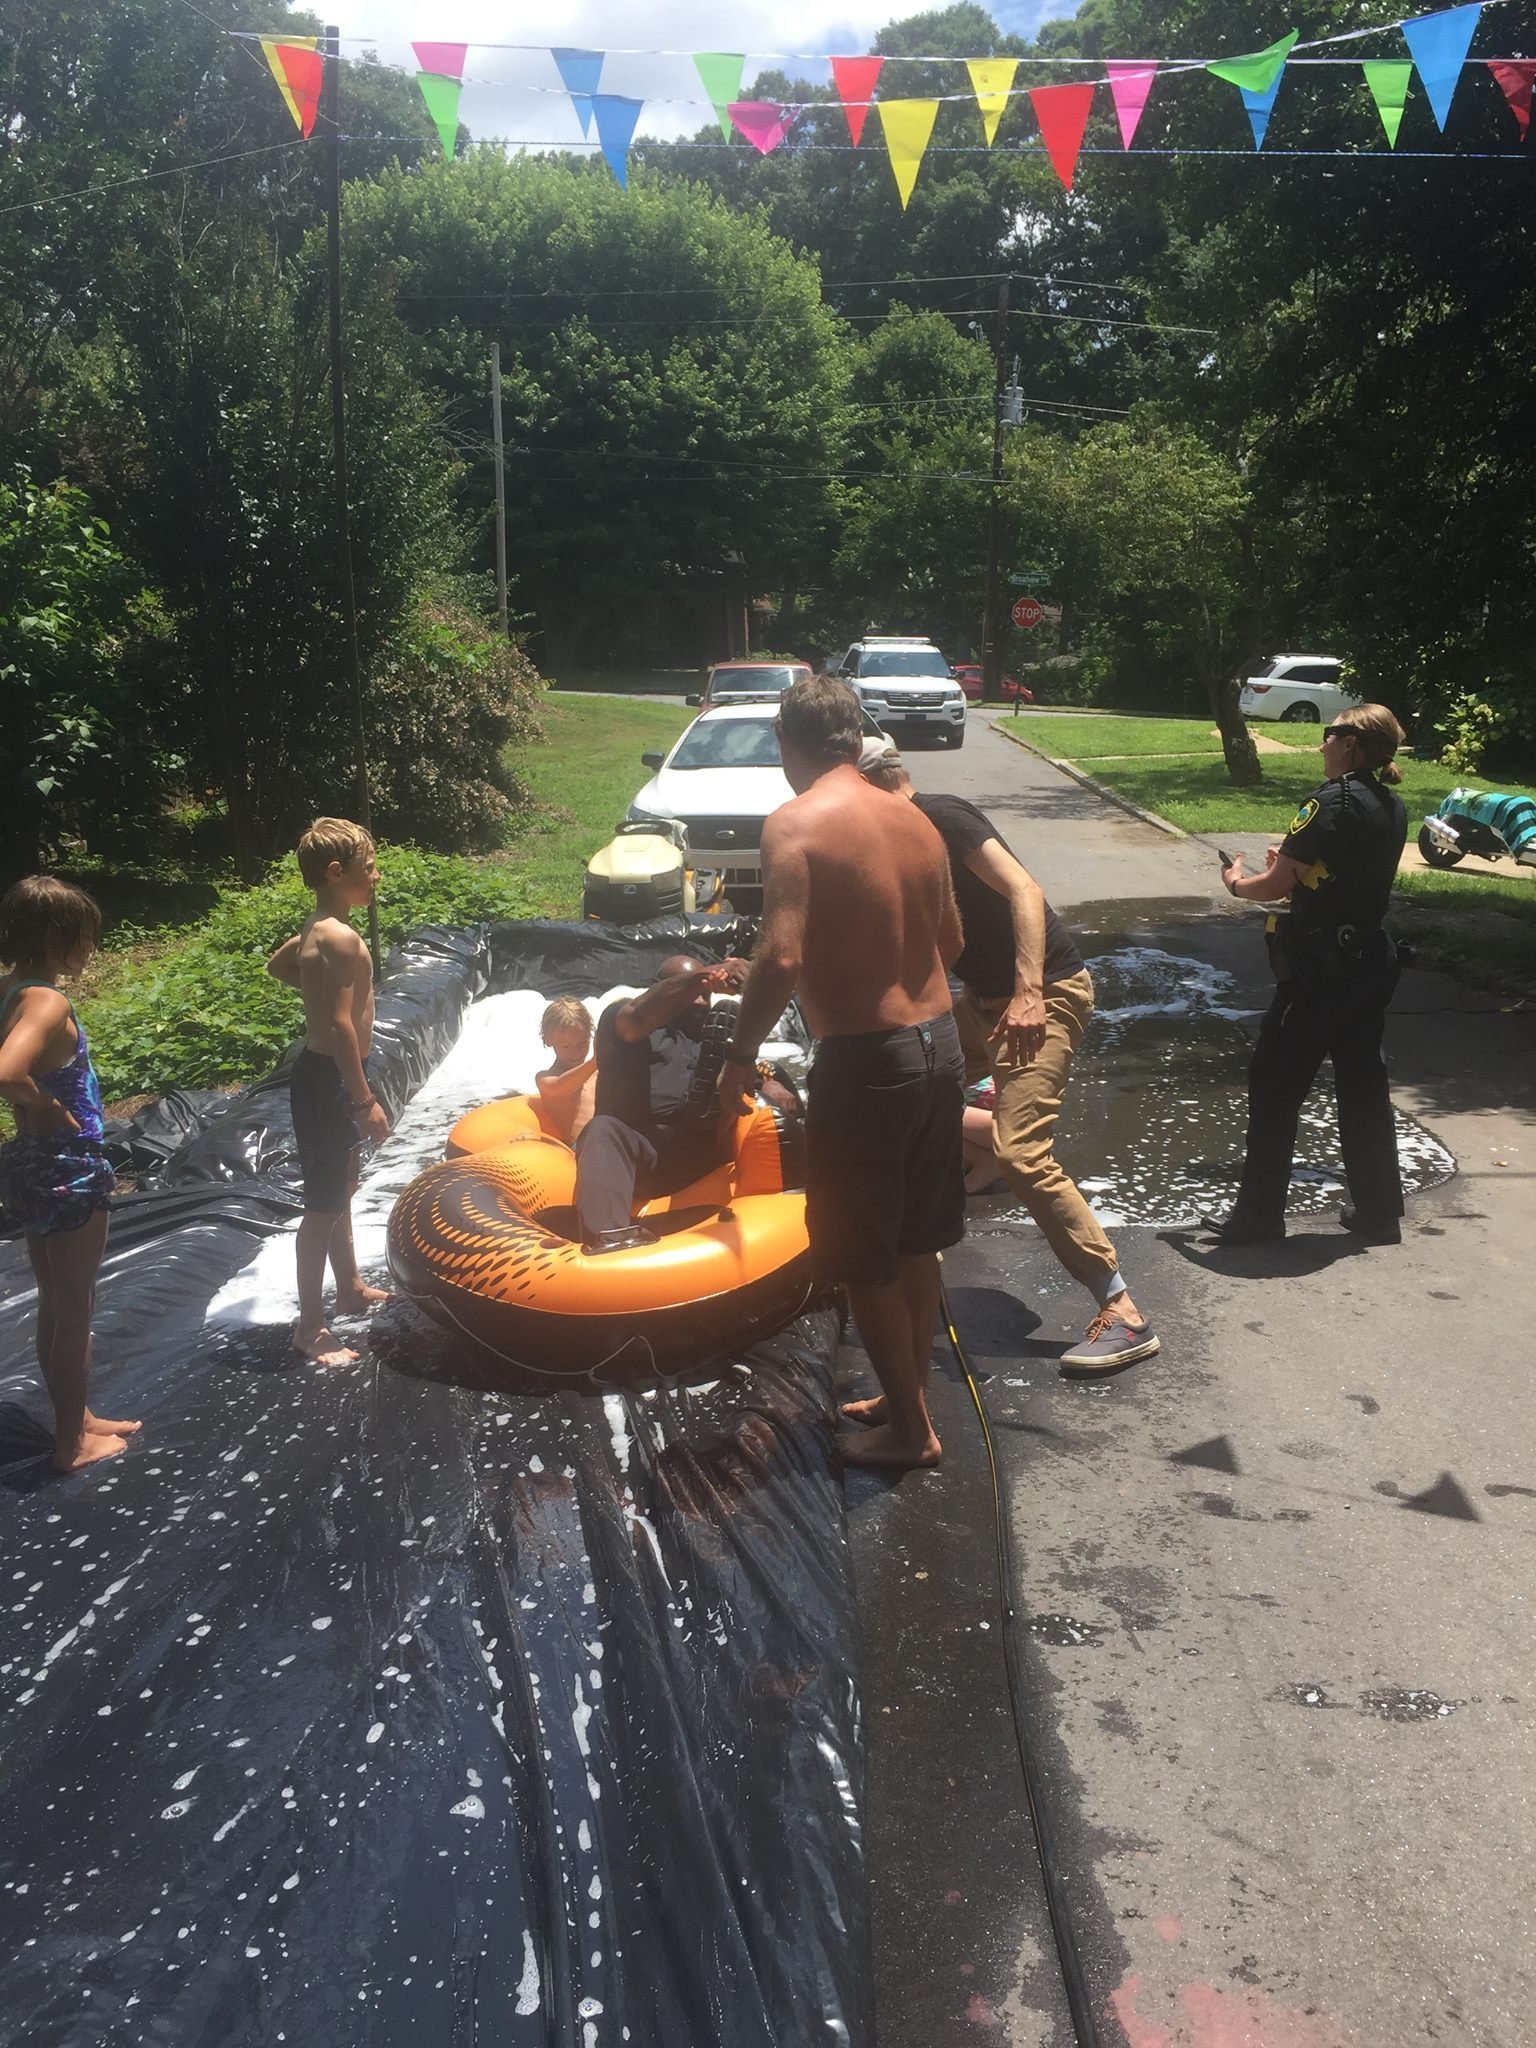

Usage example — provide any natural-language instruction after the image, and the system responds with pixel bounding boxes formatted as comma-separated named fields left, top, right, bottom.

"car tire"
left=1280, top=701, right=1320, bottom=724
left=1417, top=823, right=1465, bottom=870
left=943, top=726, right=966, bottom=749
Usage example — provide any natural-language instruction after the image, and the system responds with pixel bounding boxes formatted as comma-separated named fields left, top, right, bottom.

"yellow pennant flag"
left=260, top=35, right=319, bottom=133
left=876, top=98, right=940, bottom=209
left=965, top=58, right=1018, bottom=146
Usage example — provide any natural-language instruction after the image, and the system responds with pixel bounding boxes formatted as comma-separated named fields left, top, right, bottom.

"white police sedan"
left=625, top=700, right=890, bottom=911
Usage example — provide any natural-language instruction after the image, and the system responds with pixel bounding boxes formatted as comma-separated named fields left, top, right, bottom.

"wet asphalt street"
left=846, top=710, right=1536, bottom=2048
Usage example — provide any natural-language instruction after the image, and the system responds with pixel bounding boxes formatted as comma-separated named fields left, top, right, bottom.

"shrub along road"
left=847, top=710, right=1536, bottom=2048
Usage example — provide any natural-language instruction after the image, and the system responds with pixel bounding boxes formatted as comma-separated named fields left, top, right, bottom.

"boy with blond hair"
left=535, top=996, right=597, bottom=1143
left=267, top=818, right=391, bottom=1365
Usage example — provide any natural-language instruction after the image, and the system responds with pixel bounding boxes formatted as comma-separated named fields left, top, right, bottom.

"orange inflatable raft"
left=386, top=1095, right=812, bottom=1384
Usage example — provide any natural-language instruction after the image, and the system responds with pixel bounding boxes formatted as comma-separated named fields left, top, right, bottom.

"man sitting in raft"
left=575, top=953, right=750, bottom=1254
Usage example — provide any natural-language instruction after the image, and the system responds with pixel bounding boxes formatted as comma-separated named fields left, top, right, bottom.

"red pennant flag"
left=1488, top=59, right=1536, bottom=138
left=831, top=55, right=884, bottom=145
left=1029, top=80, right=1096, bottom=190
left=268, top=41, right=324, bottom=139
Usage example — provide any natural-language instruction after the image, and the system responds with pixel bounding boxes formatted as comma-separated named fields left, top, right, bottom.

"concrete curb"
left=990, top=718, right=1190, bottom=841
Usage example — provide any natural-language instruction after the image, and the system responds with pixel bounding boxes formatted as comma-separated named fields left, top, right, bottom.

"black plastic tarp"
left=0, top=918, right=869, bottom=2048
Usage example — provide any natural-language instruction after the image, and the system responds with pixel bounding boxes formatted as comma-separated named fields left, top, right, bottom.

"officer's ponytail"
left=1333, top=703, right=1404, bottom=785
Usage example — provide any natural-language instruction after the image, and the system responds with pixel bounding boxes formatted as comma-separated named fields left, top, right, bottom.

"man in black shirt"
left=575, top=952, right=748, bottom=1251
left=860, top=755, right=1158, bottom=1374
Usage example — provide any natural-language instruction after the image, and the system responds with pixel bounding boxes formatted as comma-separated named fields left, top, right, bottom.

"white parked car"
left=625, top=700, right=891, bottom=909
left=836, top=636, right=968, bottom=748
left=1239, top=654, right=1359, bottom=725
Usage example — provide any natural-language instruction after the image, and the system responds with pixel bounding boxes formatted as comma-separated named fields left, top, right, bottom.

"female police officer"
left=1204, top=703, right=1408, bottom=1247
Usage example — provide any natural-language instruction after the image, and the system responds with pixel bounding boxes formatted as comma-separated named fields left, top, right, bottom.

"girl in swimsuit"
left=0, top=876, right=136, bottom=1473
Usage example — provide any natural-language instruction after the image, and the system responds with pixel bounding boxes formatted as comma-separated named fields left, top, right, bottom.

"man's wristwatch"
left=720, top=1045, right=759, bottom=1070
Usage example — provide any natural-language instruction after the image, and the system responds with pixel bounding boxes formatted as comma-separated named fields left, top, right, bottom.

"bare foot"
left=291, top=1321, right=359, bottom=1367
left=53, top=1432, right=128, bottom=1474
left=840, top=1394, right=887, bottom=1426
left=838, top=1422, right=942, bottom=1470
left=334, top=1282, right=392, bottom=1315
left=85, top=1410, right=142, bottom=1437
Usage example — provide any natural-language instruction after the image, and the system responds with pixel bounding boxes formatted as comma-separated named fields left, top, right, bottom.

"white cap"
left=858, top=736, right=899, bottom=774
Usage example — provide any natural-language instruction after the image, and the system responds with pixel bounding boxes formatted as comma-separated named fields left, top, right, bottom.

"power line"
left=0, top=138, right=309, bottom=219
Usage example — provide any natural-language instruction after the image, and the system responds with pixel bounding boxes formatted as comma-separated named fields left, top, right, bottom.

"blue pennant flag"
left=1240, top=72, right=1286, bottom=148
left=553, top=47, right=604, bottom=137
left=1400, top=3, right=1482, bottom=130
left=592, top=94, right=644, bottom=188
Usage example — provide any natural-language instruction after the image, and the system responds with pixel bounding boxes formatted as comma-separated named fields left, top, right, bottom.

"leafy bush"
left=1437, top=693, right=1499, bottom=778
left=81, top=845, right=543, bottom=1099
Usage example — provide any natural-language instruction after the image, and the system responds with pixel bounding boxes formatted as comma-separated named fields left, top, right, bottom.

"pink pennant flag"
left=412, top=42, right=467, bottom=80
left=727, top=101, right=797, bottom=154
left=1029, top=81, right=1097, bottom=190
left=1104, top=61, right=1156, bottom=148
left=1488, top=59, right=1536, bottom=138
left=831, top=54, right=884, bottom=145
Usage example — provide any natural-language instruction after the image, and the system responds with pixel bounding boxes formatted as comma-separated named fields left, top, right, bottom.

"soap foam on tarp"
left=0, top=917, right=869, bottom=2048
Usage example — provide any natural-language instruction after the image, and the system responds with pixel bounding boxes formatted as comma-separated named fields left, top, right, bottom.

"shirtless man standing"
left=718, top=677, right=964, bottom=1470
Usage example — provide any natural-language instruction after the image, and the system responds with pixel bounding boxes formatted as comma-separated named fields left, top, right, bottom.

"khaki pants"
left=955, top=972, right=1121, bottom=1298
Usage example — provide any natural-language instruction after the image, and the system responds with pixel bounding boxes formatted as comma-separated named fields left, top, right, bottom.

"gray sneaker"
left=1060, top=1310, right=1160, bottom=1375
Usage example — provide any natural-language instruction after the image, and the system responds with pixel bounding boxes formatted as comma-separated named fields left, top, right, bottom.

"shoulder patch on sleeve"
left=1288, top=797, right=1320, bottom=836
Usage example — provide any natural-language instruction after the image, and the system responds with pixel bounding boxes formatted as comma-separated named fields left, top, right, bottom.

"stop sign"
left=1011, top=596, right=1043, bottom=629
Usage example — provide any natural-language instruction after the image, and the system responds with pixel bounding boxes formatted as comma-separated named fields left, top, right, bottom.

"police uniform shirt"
left=594, top=998, right=700, bottom=1142
left=914, top=791, right=1084, bottom=1000
left=1279, top=772, right=1407, bottom=935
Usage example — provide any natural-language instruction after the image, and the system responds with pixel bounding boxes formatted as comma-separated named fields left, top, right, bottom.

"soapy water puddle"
left=1359, top=1687, right=1463, bottom=1723
left=1027, top=1614, right=1105, bottom=1647
left=971, top=944, right=1456, bottom=1230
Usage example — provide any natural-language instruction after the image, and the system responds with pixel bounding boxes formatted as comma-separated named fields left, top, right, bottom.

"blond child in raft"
left=266, top=818, right=392, bottom=1366
left=0, top=876, right=138, bottom=1473
left=535, top=996, right=596, bottom=1143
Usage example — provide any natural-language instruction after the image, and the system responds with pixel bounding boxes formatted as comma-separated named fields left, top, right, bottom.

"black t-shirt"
left=914, top=792, right=1084, bottom=1000
left=1279, top=773, right=1407, bottom=934
left=594, top=998, right=701, bottom=1138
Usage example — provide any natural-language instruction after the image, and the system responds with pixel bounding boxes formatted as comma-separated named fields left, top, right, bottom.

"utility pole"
left=980, top=277, right=1010, bottom=705
left=321, top=25, right=380, bottom=974
left=490, top=341, right=509, bottom=637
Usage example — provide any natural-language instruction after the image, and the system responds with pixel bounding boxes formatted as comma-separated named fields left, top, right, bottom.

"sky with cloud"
left=327, top=1, right=1079, bottom=147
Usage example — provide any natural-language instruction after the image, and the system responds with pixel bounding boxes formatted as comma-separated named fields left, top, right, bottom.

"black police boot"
left=581, top=1223, right=659, bottom=1256
left=1339, top=1207, right=1401, bottom=1246
left=1199, top=1209, right=1287, bottom=1246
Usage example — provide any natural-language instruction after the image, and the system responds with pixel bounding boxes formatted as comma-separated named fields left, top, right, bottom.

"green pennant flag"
left=1206, top=30, right=1298, bottom=96
left=694, top=52, right=745, bottom=141
left=1362, top=59, right=1413, bottom=147
left=415, top=70, right=463, bottom=158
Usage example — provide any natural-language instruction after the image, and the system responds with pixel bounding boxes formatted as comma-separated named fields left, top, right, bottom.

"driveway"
left=850, top=711, right=1536, bottom=2047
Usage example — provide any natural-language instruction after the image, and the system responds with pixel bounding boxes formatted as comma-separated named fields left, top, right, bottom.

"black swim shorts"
left=290, top=1048, right=361, bottom=1213
left=804, top=1011, right=966, bottom=1287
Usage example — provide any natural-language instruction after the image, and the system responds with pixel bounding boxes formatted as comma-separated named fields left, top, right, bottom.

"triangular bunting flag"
left=415, top=72, right=462, bottom=157
left=876, top=98, right=939, bottom=210
left=411, top=42, right=467, bottom=81
left=1207, top=31, right=1298, bottom=149
left=553, top=49, right=604, bottom=138
left=592, top=94, right=644, bottom=189
left=260, top=38, right=322, bottom=139
left=727, top=102, right=797, bottom=155
left=830, top=55, right=883, bottom=146
left=694, top=53, right=746, bottom=142
left=1362, top=59, right=1414, bottom=145
left=966, top=58, right=1018, bottom=147
left=1401, top=4, right=1481, bottom=130
left=1487, top=58, right=1536, bottom=137
left=1029, top=81, right=1096, bottom=189
left=1104, top=61, right=1157, bottom=148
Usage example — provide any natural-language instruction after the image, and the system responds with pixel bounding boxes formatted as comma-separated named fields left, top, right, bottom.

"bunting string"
left=238, top=7, right=1536, bottom=202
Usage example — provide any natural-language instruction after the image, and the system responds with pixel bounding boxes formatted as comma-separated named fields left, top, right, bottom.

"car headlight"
left=624, top=804, right=672, bottom=825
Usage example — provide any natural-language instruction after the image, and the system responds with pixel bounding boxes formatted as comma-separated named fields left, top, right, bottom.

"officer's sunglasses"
left=1321, top=725, right=1356, bottom=743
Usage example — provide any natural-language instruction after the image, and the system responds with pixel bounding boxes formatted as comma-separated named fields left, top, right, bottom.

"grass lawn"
left=503, top=694, right=691, bottom=913
left=999, top=714, right=1536, bottom=998
left=1013, top=713, right=1235, bottom=759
